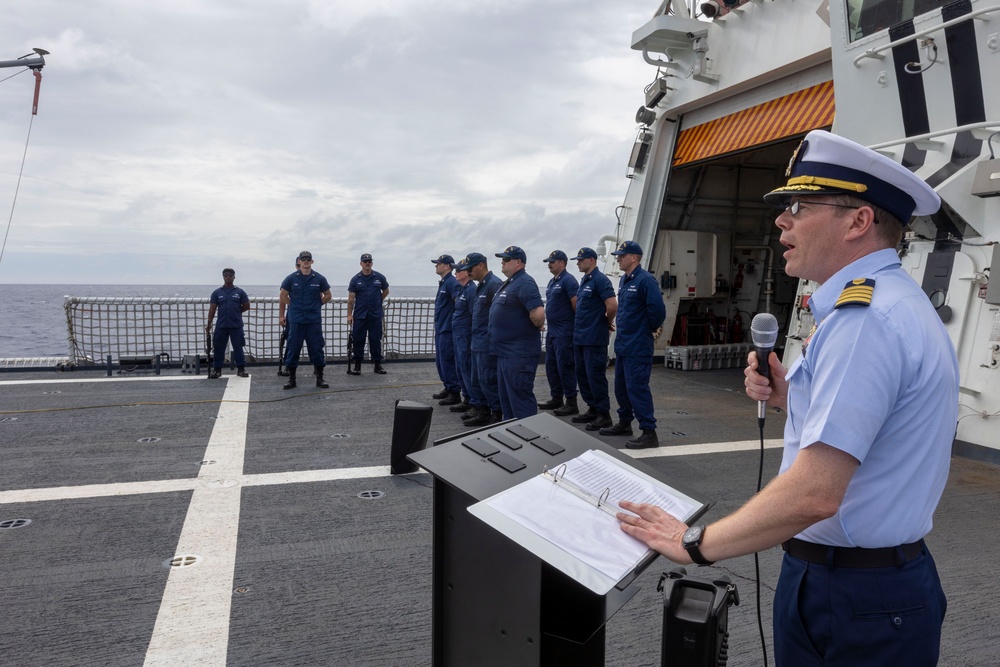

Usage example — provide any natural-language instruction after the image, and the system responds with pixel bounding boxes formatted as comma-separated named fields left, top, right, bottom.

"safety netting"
left=62, top=296, right=437, bottom=367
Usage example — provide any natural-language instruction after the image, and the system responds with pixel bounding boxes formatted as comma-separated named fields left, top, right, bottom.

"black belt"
left=781, top=538, right=924, bottom=568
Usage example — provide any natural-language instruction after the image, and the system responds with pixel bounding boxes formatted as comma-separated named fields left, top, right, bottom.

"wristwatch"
left=682, top=525, right=714, bottom=565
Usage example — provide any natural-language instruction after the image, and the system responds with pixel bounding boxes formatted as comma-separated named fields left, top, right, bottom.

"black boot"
left=464, top=408, right=492, bottom=427
left=432, top=388, right=450, bottom=399
left=489, top=410, right=504, bottom=424
left=315, top=366, right=329, bottom=388
left=283, top=368, right=297, bottom=390
left=626, top=430, right=660, bottom=449
left=439, top=392, right=461, bottom=406
left=347, top=361, right=361, bottom=376
left=572, top=406, right=598, bottom=423
left=449, top=398, right=471, bottom=412
left=536, top=396, right=564, bottom=410
left=462, top=405, right=484, bottom=422
left=586, top=411, right=614, bottom=431
left=374, top=362, right=387, bottom=375
left=599, top=420, right=633, bottom=437
left=553, top=396, right=579, bottom=416
left=207, top=368, right=221, bottom=379
left=237, top=366, right=249, bottom=378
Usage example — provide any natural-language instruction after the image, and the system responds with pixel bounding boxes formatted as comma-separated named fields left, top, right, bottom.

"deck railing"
left=59, top=296, right=438, bottom=368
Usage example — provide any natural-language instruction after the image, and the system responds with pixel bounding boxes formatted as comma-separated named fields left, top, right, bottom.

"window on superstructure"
left=846, top=0, right=945, bottom=41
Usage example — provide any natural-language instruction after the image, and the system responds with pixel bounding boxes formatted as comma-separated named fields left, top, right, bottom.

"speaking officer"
left=568, top=247, right=617, bottom=430
left=431, top=254, right=462, bottom=405
left=462, top=253, right=504, bottom=426
left=490, top=246, right=545, bottom=420
left=450, top=265, right=477, bottom=414
left=600, top=240, right=666, bottom=449
left=279, top=251, right=333, bottom=389
left=617, top=130, right=957, bottom=666
left=205, top=268, right=251, bottom=379
left=537, top=250, right=580, bottom=415
left=347, top=252, right=390, bottom=375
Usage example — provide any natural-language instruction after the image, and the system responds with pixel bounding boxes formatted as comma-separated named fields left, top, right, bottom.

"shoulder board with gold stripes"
left=835, top=278, right=876, bottom=308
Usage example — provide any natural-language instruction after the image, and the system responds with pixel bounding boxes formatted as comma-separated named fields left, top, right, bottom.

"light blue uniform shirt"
left=782, top=249, right=959, bottom=548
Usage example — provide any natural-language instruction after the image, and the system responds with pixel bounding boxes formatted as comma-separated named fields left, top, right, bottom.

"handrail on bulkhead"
left=852, top=4, right=997, bottom=67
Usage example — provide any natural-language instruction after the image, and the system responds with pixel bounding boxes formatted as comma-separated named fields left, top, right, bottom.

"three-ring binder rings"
left=468, top=449, right=705, bottom=595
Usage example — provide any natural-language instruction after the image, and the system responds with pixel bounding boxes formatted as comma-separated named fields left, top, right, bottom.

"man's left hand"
left=652, top=327, right=663, bottom=340
left=617, top=500, right=693, bottom=564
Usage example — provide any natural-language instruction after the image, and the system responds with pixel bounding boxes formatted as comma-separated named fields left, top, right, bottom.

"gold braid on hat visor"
left=785, top=176, right=869, bottom=193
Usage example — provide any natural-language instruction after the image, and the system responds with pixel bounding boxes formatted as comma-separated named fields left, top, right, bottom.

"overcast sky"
left=0, top=1, right=657, bottom=287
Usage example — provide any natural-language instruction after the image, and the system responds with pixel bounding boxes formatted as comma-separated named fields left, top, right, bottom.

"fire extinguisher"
left=731, top=312, right=743, bottom=343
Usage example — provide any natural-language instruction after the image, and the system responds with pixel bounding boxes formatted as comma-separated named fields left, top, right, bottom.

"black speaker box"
left=390, top=400, right=433, bottom=474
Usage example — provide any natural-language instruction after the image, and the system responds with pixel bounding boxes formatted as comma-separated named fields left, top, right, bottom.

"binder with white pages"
left=468, top=448, right=707, bottom=595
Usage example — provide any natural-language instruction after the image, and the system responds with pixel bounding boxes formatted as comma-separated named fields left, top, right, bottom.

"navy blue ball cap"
left=495, top=245, right=527, bottom=262
left=610, top=240, right=643, bottom=256
left=763, top=130, right=940, bottom=223
left=360, top=253, right=373, bottom=262
left=431, top=254, right=455, bottom=265
left=571, top=247, right=598, bottom=260
left=543, top=250, right=568, bottom=263
left=297, top=250, right=313, bottom=261
left=455, top=252, right=487, bottom=271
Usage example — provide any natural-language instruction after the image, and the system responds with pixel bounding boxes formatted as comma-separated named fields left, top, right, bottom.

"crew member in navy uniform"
left=490, top=246, right=545, bottom=420
left=461, top=253, right=504, bottom=426
left=537, top=250, right=580, bottom=415
left=279, top=251, right=333, bottom=389
left=617, top=130, right=957, bottom=666
left=568, top=247, right=617, bottom=430
left=205, top=268, right=251, bottom=379
left=599, top=241, right=666, bottom=448
left=346, top=253, right=390, bottom=375
left=450, top=264, right=477, bottom=415
left=431, top=254, right=462, bottom=405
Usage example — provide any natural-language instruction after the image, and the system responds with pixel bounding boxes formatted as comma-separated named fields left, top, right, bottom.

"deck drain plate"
left=0, top=518, right=31, bottom=530
left=0, top=417, right=17, bottom=422
left=137, top=437, right=161, bottom=443
left=358, top=490, right=385, bottom=500
left=330, top=433, right=351, bottom=440
left=163, top=554, right=202, bottom=569
left=43, top=390, right=62, bottom=395
left=200, top=460, right=217, bottom=465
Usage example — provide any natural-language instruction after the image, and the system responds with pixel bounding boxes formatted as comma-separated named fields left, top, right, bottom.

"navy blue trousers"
left=352, top=317, right=383, bottom=362
left=544, top=335, right=577, bottom=399
left=454, top=333, right=473, bottom=401
left=575, top=345, right=610, bottom=412
left=284, top=322, right=325, bottom=368
left=435, top=331, right=461, bottom=393
left=614, top=355, right=656, bottom=430
left=471, top=350, right=500, bottom=411
left=497, top=355, right=538, bottom=420
left=774, top=546, right=946, bottom=666
left=212, top=327, right=245, bottom=369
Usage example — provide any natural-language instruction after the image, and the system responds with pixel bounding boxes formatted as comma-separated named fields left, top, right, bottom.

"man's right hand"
left=744, top=350, right=789, bottom=409
left=279, top=315, right=286, bottom=327
left=347, top=315, right=354, bottom=327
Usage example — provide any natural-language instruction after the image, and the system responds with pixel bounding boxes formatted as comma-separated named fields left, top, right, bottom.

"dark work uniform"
left=489, top=268, right=544, bottom=419
left=452, top=281, right=477, bottom=403
left=281, top=270, right=331, bottom=369
left=543, top=270, right=579, bottom=400
left=574, top=268, right=616, bottom=412
left=349, top=270, right=389, bottom=362
left=434, top=272, right=461, bottom=394
left=613, top=266, right=666, bottom=430
left=470, top=271, right=503, bottom=412
left=209, top=285, right=250, bottom=369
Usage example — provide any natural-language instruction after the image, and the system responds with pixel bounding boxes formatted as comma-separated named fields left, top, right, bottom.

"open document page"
left=468, top=449, right=701, bottom=594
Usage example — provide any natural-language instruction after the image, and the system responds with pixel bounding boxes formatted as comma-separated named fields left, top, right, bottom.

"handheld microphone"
left=750, top=313, right=779, bottom=428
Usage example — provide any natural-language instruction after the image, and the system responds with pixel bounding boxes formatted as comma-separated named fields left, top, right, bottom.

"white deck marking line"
left=0, top=375, right=206, bottom=385
left=143, top=375, right=251, bottom=667
left=0, top=440, right=783, bottom=506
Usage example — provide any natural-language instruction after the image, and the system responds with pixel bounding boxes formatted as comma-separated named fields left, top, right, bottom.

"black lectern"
left=408, top=413, right=710, bottom=666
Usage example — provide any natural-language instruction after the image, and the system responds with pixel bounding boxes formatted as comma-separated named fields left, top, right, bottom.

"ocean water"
left=0, top=284, right=436, bottom=358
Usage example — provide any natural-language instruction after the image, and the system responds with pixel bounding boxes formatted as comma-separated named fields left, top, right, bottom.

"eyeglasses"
left=299, top=258, right=313, bottom=262
left=361, top=260, right=373, bottom=264
left=785, top=200, right=860, bottom=216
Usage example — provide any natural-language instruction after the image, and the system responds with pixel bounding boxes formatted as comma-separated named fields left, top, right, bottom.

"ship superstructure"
left=614, top=0, right=1000, bottom=458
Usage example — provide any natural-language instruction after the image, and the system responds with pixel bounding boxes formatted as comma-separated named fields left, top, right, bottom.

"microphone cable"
left=754, top=417, right=770, bottom=667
